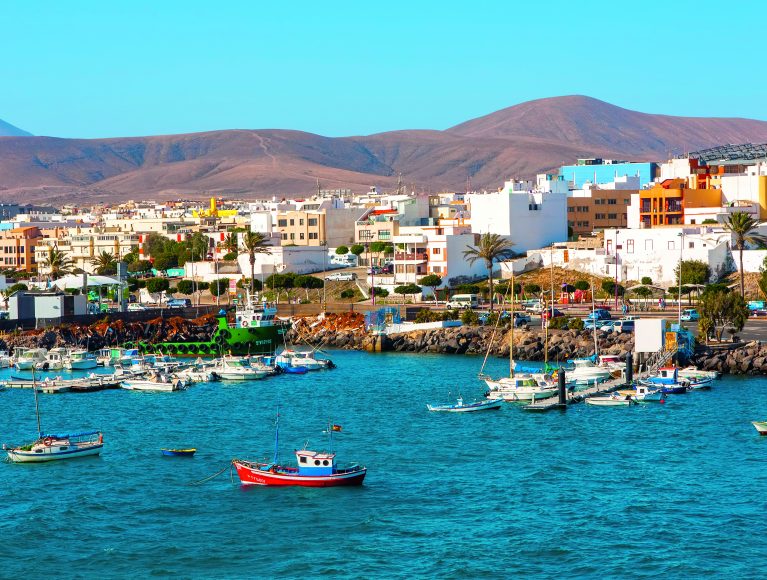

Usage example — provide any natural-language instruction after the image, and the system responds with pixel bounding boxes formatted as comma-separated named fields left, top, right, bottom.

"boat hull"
left=427, top=400, right=502, bottom=412
left=585, top=397, right=635, bottom=407
left=752, top=421, right=767, bottom=435
left=162, top=448, right=196, bottom=457
left=68, top=361, right=98, bottom=370
left=233, top=461, right=366, bottom=487
left=6, top=444, right=102, bottom=463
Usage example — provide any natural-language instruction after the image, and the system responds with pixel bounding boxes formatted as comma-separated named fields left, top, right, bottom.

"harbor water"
left=1, top=350, right=767, bottom=578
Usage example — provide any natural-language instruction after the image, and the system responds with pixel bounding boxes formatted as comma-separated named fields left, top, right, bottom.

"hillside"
left=0, top=118, right=31, bottom=137
left=2, top=96, right=767, bottom=202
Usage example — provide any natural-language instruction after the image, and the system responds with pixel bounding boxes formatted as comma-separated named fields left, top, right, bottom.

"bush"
left=128, top=260, right=152, bottom=273
left=223, top=252, right=238, bottom=261
left=415, top=309, right=440, bottom=323
left=175, top=280, right=195, bottom=295
left=335, top=245, right=349, bottom=255
left=523, top=283, right=541, bottom=295
left=371, top=287, right=389, bottom=298
left=146, top=277, right=170, bottom=294
left=340, top=289, right=356, bottom=299
left=209, top=278, right=230, bottom=297
left=548, top=316, right=570, bottom=330
left=568, top=317, right=585, bottom=331
left=641, top=276, right=653, bottom=285
left=455, top=284, right=481, bottom=295
left=574, top=280, right=590, bottom=291
left=460, top=309, right=479, bottom=325
left=349, top=244, right=365, bottom=256
left=197, top=281, right=209, bottom=291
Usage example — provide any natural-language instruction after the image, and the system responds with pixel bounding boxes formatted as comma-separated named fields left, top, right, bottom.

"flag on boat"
left=331, top=424, right=342, bottom=432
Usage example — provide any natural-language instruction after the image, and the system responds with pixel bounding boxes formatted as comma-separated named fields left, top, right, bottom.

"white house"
left=467, top=176, right=568, bottom=253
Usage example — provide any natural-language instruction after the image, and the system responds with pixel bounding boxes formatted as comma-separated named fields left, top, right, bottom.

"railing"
left=394, top=252, right=427, bottom=261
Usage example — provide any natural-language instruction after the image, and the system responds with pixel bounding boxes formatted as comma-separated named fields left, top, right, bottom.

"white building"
left=467, top=177, right=568, bottom=253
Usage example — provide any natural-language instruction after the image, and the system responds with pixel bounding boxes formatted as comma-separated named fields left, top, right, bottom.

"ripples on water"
left=1, top=353, right=766, bottom=578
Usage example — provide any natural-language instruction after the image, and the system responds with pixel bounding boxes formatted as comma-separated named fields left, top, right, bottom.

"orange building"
left=637, top=179, right=721, bottom=227
left=0, top=226, right=43, bottom=272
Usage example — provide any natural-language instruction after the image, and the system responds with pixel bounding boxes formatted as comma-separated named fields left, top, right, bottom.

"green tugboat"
left=140, top=293, right=287, bottom=357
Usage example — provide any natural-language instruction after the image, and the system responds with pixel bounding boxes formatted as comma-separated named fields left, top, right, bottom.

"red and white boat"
left=232, top=414, right=366, bottom=487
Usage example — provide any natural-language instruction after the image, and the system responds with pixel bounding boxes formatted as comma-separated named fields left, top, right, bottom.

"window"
left=608, top=199, right=617, bottom=205
left=594, top=199, right=603, bottom=205
left=322, top=460, right=329, bottom=466
left=378, top=230, right=391, bottom=240
left=595, top=213, right=605, bottom=220
left=688, top=242, right=694, bottom=249
left=281, top=233, right=287, bottom=240
left=277, top=219, right=287, bottom=227
left=432, top=248, right=441, bottom=255
left=290, top=233, right=295, bottom=240
left=308, top=218, right=318, bottom=226
left=299, top=456, right=307, bottom=464
left=299, top=233, right=305, bottom=240
left=289, top=219, right=294, bottom=226
left=299, top=219, right=304, bottom=226
left=668, top=241, right=675, bottom=250
left=645, top=240, right=653, bottom=251
left=626, top=240, right=634, bottom=254
left=309, top=232, right=318, bottom=240
left=314, top=460, right=320, bottom=466
left=608, top=213, right=617, bottom=219
left=568, top=206, right=574, bottom=213
left=433, top=266, right=442, bottom=273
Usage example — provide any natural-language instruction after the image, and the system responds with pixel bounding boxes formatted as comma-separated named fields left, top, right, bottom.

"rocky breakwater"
left=0, top=314, right=219, bottom=353
left=286, top=312, right=367, bottom=350
left=691, top=341, right=767, bottom=375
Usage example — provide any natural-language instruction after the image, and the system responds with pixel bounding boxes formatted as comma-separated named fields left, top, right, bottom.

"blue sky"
left=1, top=0, right=764, bottom=138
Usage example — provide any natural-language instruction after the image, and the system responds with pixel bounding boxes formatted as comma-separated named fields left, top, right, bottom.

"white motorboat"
left=39, top=347, right=68, bottom=371
left=174, top=364, right=217, bottom=384
left=0, top=350, right=12, bottom=368
left=14, top=348, right=48, bottom=371
left=275, top=349, right=332, bottom=371
left=65, top=349, right=98, bottom=370
left=598, top=354, right=626, bottom=371
left=485, top=374, right=558, bottom=402
left=585, top=393, right=636, bottom=406
left=214, top=356, right=269, bottom=381
left=121, top=372, right=186, bottom=392
left=566, top=358, right=614, bottom=385
left=618, top=384, right=665, bottom=403
left=427, top=397, right=503, bottom=412
left=677, top=366, right=720, bottom=381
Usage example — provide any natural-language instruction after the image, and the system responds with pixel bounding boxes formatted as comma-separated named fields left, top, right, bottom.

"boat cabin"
left=234, top=292, right=277, bottom=329
left=295, top=450, right=336, bottom=476
left=650, top=367, right=679, bottom=384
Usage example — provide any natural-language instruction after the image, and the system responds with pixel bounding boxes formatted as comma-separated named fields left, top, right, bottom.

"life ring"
left=43, top=437, right=53, bottom=446
left=241, top=321, right=249, bottom=327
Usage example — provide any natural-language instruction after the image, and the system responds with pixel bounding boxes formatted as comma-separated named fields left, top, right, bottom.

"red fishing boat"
left=232, top=414, right=366, bottom=487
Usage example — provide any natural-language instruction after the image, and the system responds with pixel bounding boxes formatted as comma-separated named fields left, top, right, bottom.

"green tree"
left=456, top=283, right=481, bottom=295
left=176, top=280, right=195, bottom=295
left=295, top=275, right=324, bottom=301
left=418, top=273, right=442, bottom=302
left=41, top=247, right=74, bottom=278
left=641, top=276, right=653, bottom=285
left=701, top=219, right=718, bottom=225
left=90, top=251, right=117, bottom=275
left=152, top=253, right=178, bottom=273
left=143, top=233, right=169, bottom=259
left=462, top=233, right=515, bottom=311
left=394, top=283, right=421, bottom=303
left=209, top=278, right=230, bottom=298
left=146, top=277, right=170, bottom=294
left=574, top=280, right=590, bottom=291
left=460, top=309, right=479, bottom=325
left=349, top=244, right=365, bottom=257
left=675, top=259, right=711, bottom=287
left=335, top=245, right=349, bottom=255
left=221, top=232, right=239, bottom=255
left=236, top=277, right=262, bottom=291
left=128, top=260, right=152, bottom=273
left=240, top=231, right=271, bottom=295
left=723, top=211, right=767, bottom=298
left=699, top=287, right=748, bottom=342
left=371, top=287, right=389, bottom=298
left=8, top=282, right=27, bottom=295
left=122, top=248, right=139, bottom=264
left=523, top=283, right=541, bottom=295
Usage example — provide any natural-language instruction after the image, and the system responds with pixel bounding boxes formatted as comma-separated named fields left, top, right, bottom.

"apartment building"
left=567, top=175, right=638, bottom=236
left=0, top=226, right=43, bottom=272
left=275, top=207, right=362, bottom=247
left=36, top=228, right=140, bottom=275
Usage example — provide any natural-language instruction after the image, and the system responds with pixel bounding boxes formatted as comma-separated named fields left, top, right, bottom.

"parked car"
left=127, top=303, right=149, bottom=311
left=681, top=308, right=700, bottom=321
left=512, top=312, right=531, bottom=327
left=542, top=308, right=564, bottom=321
left=583, top=308, right=612, bottom=322
left=325, top=272, right=357, bottom=281
left=367, top=266, right=382, bottom=275
left=750, top=309, right=767, bottom=318
left=380, top=264, right=393, bottom=274
left=167, top=298, right=192, bottom=308
left=528, top=302, right=545, bottom=314
left=600, top=319, right=635, bottom=333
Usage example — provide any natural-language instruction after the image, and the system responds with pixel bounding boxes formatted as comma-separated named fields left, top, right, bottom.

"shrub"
left=574, top=280, right=590, bottom=291
left=223, top=252, right=238, bottom=261
left=349, top=245, right=365, bottom=256
left=460, top=309, right=479, bottom=325
left=568, top=317, right=585, bottom=331
left=340, top=289, right=356, bottom=299
left=641, top=276, right=653, bottom=285
left=415, top=309, right=441, bottom=323
left=209, top=278, right=230, bottom=297
left=335, top=245, right=349, bottom=255
left=524, top=283, right=541, bottom=295
left=548, top=316, right=570, bottom=330
left=128, top=260, right=152, bottom=273
left=145, top=277, right=170, bottom=294
left=371, top=287, right=389, bottom=298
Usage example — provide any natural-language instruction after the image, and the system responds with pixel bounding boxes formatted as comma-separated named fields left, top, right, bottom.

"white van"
left=445, top=294, right=479, bottom=309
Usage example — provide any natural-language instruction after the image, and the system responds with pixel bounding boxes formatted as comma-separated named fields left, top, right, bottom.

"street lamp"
left=614, top=230, right=620, bottom=310
left=677, top=231, right=684, bottom=327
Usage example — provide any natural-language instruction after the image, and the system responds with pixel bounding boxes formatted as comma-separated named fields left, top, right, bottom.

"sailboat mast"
left=272, top=408, right=280, bottom=464
left=510, top=270, right=515, bottom=377
left=32, top=367, right=42, bottom=438
left=590, top=274, right=599, bottom=358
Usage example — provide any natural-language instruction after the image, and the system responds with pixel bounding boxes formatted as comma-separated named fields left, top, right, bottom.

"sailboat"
left=566, top=276, right=613, bottom=386
left=482, top=270, right=558, bottom=402
left=3, top=369, right=103, bottom=463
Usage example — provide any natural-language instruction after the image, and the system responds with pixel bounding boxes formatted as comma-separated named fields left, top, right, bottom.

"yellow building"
left=638, top=179, right=721, bottom=227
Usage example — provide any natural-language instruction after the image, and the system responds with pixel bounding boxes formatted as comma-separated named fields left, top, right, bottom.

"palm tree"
left=221, top=232, right=239, bottom=255
left=89, top=251, right=117, bottom=275
left=723, top=212, right=767, bottom=298
left=463, top=233, right=515, bottom=311
left=240, top=231, right=271, bottom=294
left=42, top=247, right=75, bottom=278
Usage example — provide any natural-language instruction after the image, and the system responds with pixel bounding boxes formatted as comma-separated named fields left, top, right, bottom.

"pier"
left=522, top=375, right=627, bottom=412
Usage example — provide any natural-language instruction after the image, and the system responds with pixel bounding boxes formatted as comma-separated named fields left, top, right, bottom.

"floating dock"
left=522, top=375, right=626, bottom=412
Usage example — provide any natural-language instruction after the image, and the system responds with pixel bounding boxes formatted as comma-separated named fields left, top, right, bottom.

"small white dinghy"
left=752, top=421, right=767, bottom=435
left=585, top=393, right=636, bottom=407
left=427, top=397, right=502, bottom=413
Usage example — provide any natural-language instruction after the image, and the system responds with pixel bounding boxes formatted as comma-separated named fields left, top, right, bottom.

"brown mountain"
left=2, top=96, right=767, bottom=203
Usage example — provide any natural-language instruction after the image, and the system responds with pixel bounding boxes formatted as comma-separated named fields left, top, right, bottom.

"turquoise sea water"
left=1, top=351, right=767, bottom=578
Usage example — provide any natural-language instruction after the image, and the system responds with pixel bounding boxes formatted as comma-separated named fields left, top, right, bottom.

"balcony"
left=394, top=252, right=427, bottom=262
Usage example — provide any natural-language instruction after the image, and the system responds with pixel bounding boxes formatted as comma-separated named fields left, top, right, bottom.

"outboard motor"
left=326, top=360, right=336, bottom=369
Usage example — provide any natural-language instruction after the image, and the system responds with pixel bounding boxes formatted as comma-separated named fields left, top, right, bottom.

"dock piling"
left=557, top=371, right=566, bottom=405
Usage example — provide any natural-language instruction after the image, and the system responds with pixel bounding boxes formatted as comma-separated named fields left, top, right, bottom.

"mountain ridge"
left=3, top=96, right=767, bottom=202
